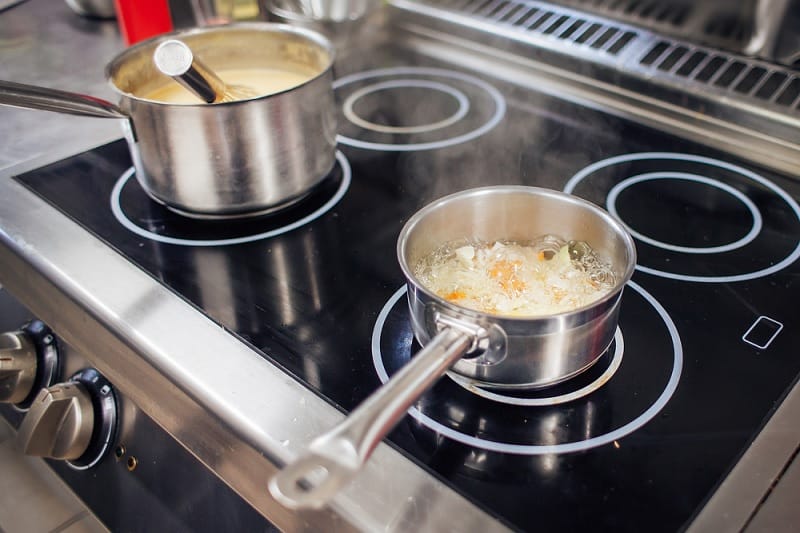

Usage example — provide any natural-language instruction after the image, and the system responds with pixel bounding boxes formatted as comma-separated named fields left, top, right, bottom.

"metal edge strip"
left=0, top=176, right=509, bottom=532
left=686, top=378, right=800, bottom=532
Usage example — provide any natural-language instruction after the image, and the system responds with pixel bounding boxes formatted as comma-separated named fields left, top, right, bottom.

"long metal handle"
left=0, top=80, right=127, bottom=119
left=268, top=326, right=473, bottom=510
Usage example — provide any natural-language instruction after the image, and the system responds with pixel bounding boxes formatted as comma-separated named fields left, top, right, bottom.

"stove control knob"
left=0, top=331, right=37, bottom=404
left=0, top=321, right=60, bottom=407
left=17, top=368, right=117, bottom=468
left=17, top=382, right=94, bottom=460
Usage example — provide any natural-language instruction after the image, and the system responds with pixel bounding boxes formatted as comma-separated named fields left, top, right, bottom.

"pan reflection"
left=137, top=214, right=352, bottom=391
left=409, top=390, right=611, bottom=483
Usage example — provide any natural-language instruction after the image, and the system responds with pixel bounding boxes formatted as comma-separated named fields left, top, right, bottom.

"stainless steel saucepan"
left=0, top=23, right=336, bottom=219
left=269, top=185, right=637, bottom=509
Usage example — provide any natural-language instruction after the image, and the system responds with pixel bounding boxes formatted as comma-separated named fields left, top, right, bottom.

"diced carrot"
left=444, top=290, right=466, bottom=301
left=489, top=260, right=526, bottom=293
left=537, top=251, right=545, bottom=261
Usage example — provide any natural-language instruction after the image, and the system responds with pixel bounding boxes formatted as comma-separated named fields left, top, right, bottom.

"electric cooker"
left=1, top=0, right=799, bottom=531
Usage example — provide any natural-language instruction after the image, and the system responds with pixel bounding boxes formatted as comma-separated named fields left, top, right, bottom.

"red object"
left=114, top=0, right=174, bottom=45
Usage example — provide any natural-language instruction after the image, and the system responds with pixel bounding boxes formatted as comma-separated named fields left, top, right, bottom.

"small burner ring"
left=333, top=66, right=506, bottom=151
left=342, top=79, right=470, bottom=134
left=447, top=328, right=624, bottom=406
left=607, top=172, right=763, bottom=254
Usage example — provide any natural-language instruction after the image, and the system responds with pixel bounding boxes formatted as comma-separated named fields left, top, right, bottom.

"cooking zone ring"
left=343, top=79, right=470, bottom=134
left=608, top=172, right=763, bottom=254
left=447, top=328, right=624, bottom=406
left=565, top=152, right=800, bottom=283
left=371, top=280, right=683, bottom=455
left=333, top=66, right=506, bottom=151
left=110, top=151, right=351, bottom=246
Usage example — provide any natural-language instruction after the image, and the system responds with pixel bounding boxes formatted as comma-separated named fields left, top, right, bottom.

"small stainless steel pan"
left=269, top=185, right=637, bottom=509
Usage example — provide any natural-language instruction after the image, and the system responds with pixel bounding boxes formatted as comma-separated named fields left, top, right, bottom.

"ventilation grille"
left=545, top=0, right=751, bottom=52
left=640, top=40, right=800, bottom=110
left=437, top=0, right=639, bottom=56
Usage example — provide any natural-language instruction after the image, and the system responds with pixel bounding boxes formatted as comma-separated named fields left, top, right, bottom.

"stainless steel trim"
left=0, top=175, right=508, bottom=531
left=687, top=379, right=800, bottom=532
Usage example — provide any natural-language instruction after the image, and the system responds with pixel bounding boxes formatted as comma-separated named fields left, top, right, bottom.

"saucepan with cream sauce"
left=0, top=23, right=336, bottom=218
left=269, top=186, right=637, bottom=510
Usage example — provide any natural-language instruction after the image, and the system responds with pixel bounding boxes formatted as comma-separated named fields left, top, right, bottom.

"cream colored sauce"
left=145, top=68, right=312, bottom=103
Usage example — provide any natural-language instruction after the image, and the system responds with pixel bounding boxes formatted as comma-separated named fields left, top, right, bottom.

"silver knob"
left=0, top=331, right=37, bottom=404
left=17, top=382, right=95, bottom=461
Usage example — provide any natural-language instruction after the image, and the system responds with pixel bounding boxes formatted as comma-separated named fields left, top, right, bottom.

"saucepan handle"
left=268, top=326, right=473, bottom=510
left=0, top=80, right=127, bottom=120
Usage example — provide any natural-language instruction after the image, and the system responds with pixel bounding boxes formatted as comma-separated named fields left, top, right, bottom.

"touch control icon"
left=742, top=316, right=784, bottom=350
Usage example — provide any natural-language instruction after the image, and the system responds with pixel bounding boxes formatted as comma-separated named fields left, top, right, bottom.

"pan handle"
left=268, top=326, right=475, bottom=510
left=0, top=80, right=128, bottom=120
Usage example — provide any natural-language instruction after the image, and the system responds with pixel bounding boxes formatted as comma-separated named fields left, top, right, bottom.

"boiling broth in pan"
left=144, top=67, right=313, bottom=103
left=413, top=235, right=616, bottom=316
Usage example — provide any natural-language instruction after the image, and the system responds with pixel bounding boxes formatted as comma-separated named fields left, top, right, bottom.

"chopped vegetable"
left=414, top=236, right=616, bottom=316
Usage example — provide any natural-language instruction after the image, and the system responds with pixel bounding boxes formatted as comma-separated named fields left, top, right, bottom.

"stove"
left=2, top=1, right=800, bottom=532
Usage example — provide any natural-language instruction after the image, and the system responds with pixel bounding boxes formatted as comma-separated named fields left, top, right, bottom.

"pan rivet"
left=126, top=456, right=138, bottom=471
left=114, top=445, right=126, bottom=459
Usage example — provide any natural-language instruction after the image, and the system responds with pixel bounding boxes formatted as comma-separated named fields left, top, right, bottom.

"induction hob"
left=11, top=38, right=800, bottom=532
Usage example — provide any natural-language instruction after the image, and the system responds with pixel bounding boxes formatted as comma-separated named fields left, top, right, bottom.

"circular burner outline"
left=343, top=79, right=470, bottom=134
left=565, top=152, right=800, bottom=283
left=333, top=67, right=506, bottom=151
left=607, top=172, right=763, bottom=254
left=110, top=151, right=351, bottom=247
left=371, top=281, right=682, bottom=455
left=448, top=328, right=623, bottom=406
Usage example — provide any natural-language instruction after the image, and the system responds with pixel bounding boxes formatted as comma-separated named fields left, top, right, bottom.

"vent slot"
left=734, top=67, right=767, bottom=94
left=640, top=41, right=669, bottom=66
left=713, top=61, right=747, bottom=88
left=574, top=22, right=602, bottom=43
left=675, top=51, right=707, bottom=76
left=543, top=14, right=570, bottom=35
left=559, top=19, right=585, bottom=39
left=590, top=27, right=618, bottom=49
left=755, top=73, right=789, bottom=100
left=776, top=79, right=800, bottom=107
left=657, top=46, right=689, bottom=71
left=500, top=4, right=534, bottom=24
left=513, top=7, right=541, bottom=26
left=528, top=11, right=553, bottom=30
left=695, top=56, right=727, bottom=82
left=607, top=31, right=636, bottom=54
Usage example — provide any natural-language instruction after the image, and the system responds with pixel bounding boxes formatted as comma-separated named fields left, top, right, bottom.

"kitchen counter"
left=0, top=0, right=123, bottom=175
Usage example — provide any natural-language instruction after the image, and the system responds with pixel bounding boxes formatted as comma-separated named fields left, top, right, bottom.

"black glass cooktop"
left=14, top=42, right=800, bottom=532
